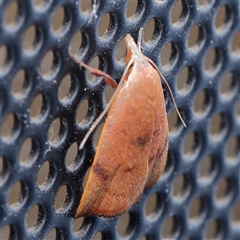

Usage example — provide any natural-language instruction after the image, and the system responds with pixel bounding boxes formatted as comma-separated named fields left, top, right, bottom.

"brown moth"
left=73, top=30, right=185, bottom=218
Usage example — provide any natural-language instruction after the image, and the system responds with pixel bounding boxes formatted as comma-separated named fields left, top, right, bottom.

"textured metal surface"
left=0, top=0, right=239, bottom=239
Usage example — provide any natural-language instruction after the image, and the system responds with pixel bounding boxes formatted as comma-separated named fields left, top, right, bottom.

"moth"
left=72, top=30, right=185, bottom=218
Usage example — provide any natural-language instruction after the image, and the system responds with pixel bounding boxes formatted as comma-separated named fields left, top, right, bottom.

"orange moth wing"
left=75, top=34, right=169, bottom=218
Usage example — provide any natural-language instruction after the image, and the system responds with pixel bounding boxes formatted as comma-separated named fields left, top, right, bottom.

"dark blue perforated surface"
left=0, top=0, right=239, bottom=239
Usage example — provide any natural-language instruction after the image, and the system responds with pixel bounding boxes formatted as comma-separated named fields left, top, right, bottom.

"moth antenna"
left=147, top=58, right=187, bottom=128
left=136, top=28, right=185, bottom=127
left=137, top=28, right=143, bottom=50
left=79, top=59, right=134, bottom=150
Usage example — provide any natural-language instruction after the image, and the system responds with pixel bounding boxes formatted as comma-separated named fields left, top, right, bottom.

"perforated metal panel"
left=0, top=0, right=239, bottom=239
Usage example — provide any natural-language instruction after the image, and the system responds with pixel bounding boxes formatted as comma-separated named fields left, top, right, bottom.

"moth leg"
left=72, top=57, right=118, bottom=89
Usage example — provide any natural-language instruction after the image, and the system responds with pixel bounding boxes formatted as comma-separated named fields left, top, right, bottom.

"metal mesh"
left=0, top=0, right=239, bottom=239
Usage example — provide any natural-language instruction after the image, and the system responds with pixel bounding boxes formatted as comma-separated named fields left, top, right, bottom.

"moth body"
left=75, top=34, right=168, bottom=218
